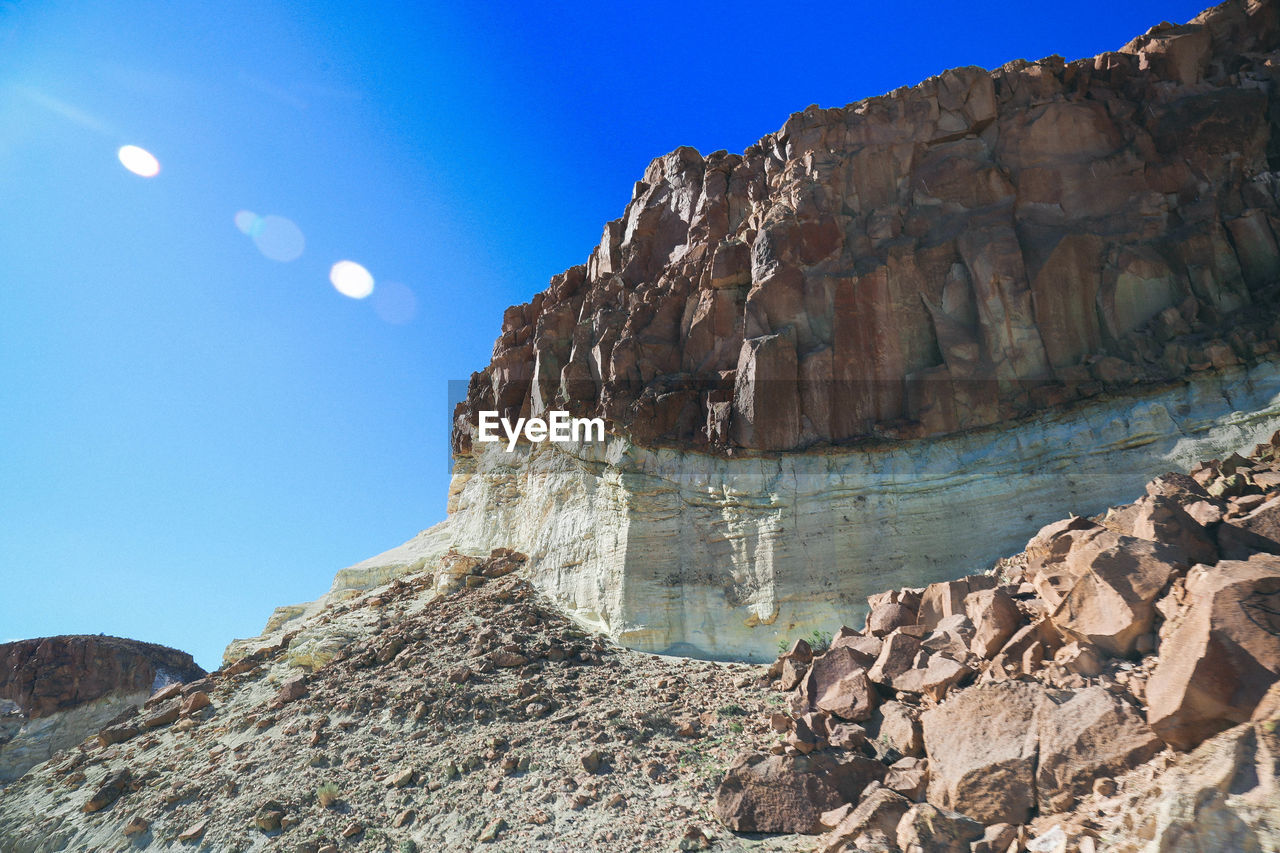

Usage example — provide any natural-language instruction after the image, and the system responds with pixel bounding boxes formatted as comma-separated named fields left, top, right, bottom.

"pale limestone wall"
left=233, top=360, right=1280, bottom=664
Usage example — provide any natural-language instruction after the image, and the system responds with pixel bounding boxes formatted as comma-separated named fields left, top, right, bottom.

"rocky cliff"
left=238, top=0, right=1280, bottom=664
left=0, top=636, right=204, bottom=784
left=453, top=0, right=1280, bottom=454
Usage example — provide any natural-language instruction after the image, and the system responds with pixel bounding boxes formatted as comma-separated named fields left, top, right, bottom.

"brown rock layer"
left=0, top=636, right=204, bottom=720
left=455, top=0, right=1280, bottom=454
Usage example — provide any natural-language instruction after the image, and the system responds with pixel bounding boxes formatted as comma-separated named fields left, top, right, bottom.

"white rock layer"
left=0, top=690, right=148, bottom=785
left=233, top=360, right=1280, bottom=664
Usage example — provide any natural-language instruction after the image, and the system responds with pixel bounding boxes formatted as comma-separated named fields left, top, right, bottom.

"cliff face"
left=454, top=0, right=1280, bottom=454
left=0, top=636, right=204, bottom=784
left=236, top=0, right=1280, bottom=663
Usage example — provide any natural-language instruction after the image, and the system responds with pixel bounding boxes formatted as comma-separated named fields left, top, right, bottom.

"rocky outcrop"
left=453, top=0, right=1280, bottom=456
left=241, top=359, right=1280, bottom=663
left=234, top=0, right=1280, bottom=665
left=187, top=0, right=1280, bottom=682
left=0, top=636, right=203, bottom=784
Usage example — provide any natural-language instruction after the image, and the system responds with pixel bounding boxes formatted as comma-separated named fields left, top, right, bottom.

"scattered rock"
left=714, top=752, right=884, bottom=834
left=82, top=768, right=131, bottom=813
left=895, top=803, right=983, bottom=853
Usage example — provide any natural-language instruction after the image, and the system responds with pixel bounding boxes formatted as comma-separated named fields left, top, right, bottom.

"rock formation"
left=13, top=1, right=1280, bottom=848
left=5, top=433, right=1280, bottom=850
left=453, top=0, right=1280, bottom=454
left=0, top=636, right=204, bottom=784
left=232, top=0, right=1280, bottom=666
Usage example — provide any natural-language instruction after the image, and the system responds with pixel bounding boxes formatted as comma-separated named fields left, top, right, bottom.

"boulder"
left=1216, top=496, right=1280, bottom=560
left=788, top=712, right=828, bottom=754
left=1035, top=686, right=1163, bottom=812
left=779, top=657, right=808, bottom=692
left=873, top=701, right=923, bottom=757
left=890, top=654, right=973, bottom=702
left=823, top=788, right=912, bottom=852
left=966, top=588, right=1024, bottom=658
left=97, top=723, right=140, bottom=747
left=1044, top=529, right=1187, bottom=657
left=916, top=576, right=998, bottom=631
left=714, top=752, right=885, bottom=834
left=1120, top=719, right=1280, bottom=852
left=867, top=631, right=922, bottom=687
left=895, top=803, right=983, bottom=853
left=829, top=631, right=883, bottom=665
left=971, top=823, right=1019, bottom=853
left=270, top=675, right=308, bottom=709
left=991, top=619, right=1063, bottom=677
left=82, top=768, right=131, bottom=813
left=867, top=590, right=921, bottom=637
left=922, top=680, right=1044, bottom=825
left=1146, top=559, right=1280, bottom=749
left=139, top=701, right=179, bottom=729
left=883, top=757, right=929, bottom=801
left=800, top=646, right=879, bottom=722
left=1131, top=495, right=1218, bottom=566
left=920, top=614, right=975, bottom=659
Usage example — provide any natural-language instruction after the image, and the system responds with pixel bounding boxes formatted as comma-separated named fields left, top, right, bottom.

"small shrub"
left=316, top=781, right=340, bottom=808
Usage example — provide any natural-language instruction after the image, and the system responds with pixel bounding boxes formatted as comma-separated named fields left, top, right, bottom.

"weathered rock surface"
left=1031, top=524, right=1187, bottom=657
left=1034, top=685, right=1163, bottom=812
left=0, top=636, right=203, bottom=784
left=921, top=680, right=1043, bottom=825
left=452, top=0, right=1280, bottom=457
left=1093, top=717, right=1280, bottom=852
left=713, top=752, right=883, bottom=834
left=1145, top=557, right=1280, bottom=749
left=0, top=636, right=202, bottom=720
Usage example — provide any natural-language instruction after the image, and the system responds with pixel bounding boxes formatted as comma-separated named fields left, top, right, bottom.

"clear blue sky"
left=0, top=0, right=1210, bottom=670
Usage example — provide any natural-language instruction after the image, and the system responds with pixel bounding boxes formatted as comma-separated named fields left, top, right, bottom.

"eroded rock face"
left=0, top=636, right=203, bottom=784
left=241, top=361, right=1280, bottom=663
left=0, top=636, right=201, bottom=720
left=1103, top=718, right=1280, bottom=853
left=454, top=0, right=1280, bottom=456
left=1035, top=686, right=1163, bottom=813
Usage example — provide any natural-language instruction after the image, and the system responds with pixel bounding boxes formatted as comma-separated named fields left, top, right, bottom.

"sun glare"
left=117, top=145, right=160, bottom=177
left=330, top=260, right=374, bottom=299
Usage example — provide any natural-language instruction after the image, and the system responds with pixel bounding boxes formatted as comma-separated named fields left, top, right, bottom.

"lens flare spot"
left=117, top=144, right=160, bottom=177
left=252, top=215, right=304, bottom=262
left=234, top=210, right=261, bottom=236
left=233, top=211, right=304, bottom=261
left=372, top=281, right=417, bottom=324
left=330, top=260, right=374, bottom=299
